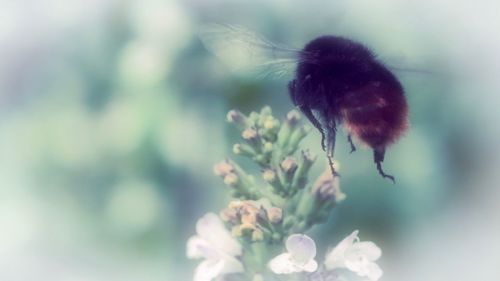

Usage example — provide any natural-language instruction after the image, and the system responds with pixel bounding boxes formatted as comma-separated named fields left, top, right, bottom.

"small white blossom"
left=324, top=230, right=382, bottom=281
left=187, top=213, right=244, bottom=281
left=269, top=234, right=318, bottom=274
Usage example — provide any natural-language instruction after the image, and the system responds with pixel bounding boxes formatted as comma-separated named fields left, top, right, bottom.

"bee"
left=199, top=24, right=410, bottom=183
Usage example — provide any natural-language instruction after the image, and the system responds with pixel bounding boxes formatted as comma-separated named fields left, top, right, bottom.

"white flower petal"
left=269, top=253, right=296, bottom=274
left=187, top=236, right=210, bottom=259
left=286, top=234, right=316, bottom=264
left=345, top=259, right=383, bottom=281
left=302, top=259, right=318, bottom=272
left=345, top=255, right=368, bottom=272
left=187, top=235, right=229, bottom=260
left=324, top=230, right=359, bottom=270
left=324, top=230, right=383, bottom=281
left=196, top=213, right=242, bottom=256
left=188, top=214, right=244, bottom=281
left=219, top=255, right=244, bottom=275
left=365, top=262, right=383, bottom=281
left=194, top=259, right=225, bottom=281
left=350, top=242, right=382, bottom=261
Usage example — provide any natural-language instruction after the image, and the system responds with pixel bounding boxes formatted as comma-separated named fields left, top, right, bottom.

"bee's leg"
left=288, top=80, right=298, bottom=106
left=289, top=80, right=327, bottom=150
left=290, top=80, right=327, bottom=149
left=373, top=147, right=395, bottom=183
left=298, top=105, right=327, bottom=152
left=326, top=119, right=340, bottom=178
left=347, top=135, right=356, bottom=153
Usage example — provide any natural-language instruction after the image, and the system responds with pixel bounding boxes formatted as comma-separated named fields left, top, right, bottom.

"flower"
left=311, top=168, right=345, bottom=202
left=324, top=230, right=383, bottom=281
left=187, top=213, right=244, bottom=281
left=268, top=234, right=318, bottom=274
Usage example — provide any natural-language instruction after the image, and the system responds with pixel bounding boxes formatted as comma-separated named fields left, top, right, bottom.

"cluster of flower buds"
left=214, top=107, right=346, bottom=231
left=225, top=107, right=322, bottom=198
left=189, top=107, right=357, bottom=281
left=228, top=107, right=280, bottom=166
left=213, top=159, right=262, bottom=199
left=220, top=199, right=283, bottom=243
left=228, top=106, right=308, bottom=167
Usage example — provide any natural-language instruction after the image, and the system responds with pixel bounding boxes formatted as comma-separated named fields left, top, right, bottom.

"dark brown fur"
left=289, top=36, right=408, bottom=182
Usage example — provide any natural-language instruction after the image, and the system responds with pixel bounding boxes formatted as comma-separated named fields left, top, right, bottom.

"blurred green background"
left=1, top=0, right=499, bottom=280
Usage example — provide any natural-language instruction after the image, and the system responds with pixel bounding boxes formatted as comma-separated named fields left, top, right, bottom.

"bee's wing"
left=389, top=66, right=434, bottom=75
left=198, top=23, right=303, bottom=79
left=380, top=55, right=434, bottom=75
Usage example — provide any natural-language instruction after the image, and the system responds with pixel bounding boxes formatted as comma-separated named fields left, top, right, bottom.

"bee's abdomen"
left=340, top=81, right=408, bottom=148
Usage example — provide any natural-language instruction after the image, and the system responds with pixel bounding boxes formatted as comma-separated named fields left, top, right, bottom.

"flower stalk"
left=187, top=106, right=383, bottom=281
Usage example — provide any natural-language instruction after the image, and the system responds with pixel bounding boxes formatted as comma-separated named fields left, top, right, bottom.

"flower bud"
left=302, top=149, right=317, bottom=164
left=231, top=226, right=242, bottom=237
left=263, top=142, right=273, bottom=153
left=267, top=207, right=283, bottom=224
left=252, top=228, right=264, bottom=241
left=223, top=173, right=239, bottom=186
left=239, top=222, right=256, bottom=234
left=242, top=128, right=258, bottom=140
left=262, top=168, right=283, bottom=192
left=262, top=114, right=277, bottom=130
left=277, top=111, right=302, bottom=149
left=260, top=105, right=272, bottom=116
left=220, top=207, right=239, bottom=224
left=264, top=119, right=275, bottom=129
left=233, top=143, right=256, bottom=157
left=311, top=169, right=345, bottom=202
left=228, top=200, right=244, bottom=209
left=227, top=110, right=249, bottom=129
left=242, top=128, right=263, bottom=154
left=286, top=110, right=301, bottom=125
left=281, top=157, right=298, bottom=173
left=241, top=200, right=260, bottom=215
left=262, top=169, right=276, bottom=182
left=248, top=111, right=259, bottom=123
left=241, top=214, right=257, bottom=225
left=213, top=160, right=234, bottom=177
left=233, top=144, right=242, bottom=154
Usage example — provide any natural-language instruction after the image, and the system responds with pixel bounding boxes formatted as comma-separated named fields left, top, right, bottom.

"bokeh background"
left=1, top=0, right=499, bottom=280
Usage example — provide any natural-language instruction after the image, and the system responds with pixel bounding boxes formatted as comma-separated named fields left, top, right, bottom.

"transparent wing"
left=389, top=65, right=434, bottom=75
left=198, top=23, right=304, bottom=79
left=379, top=55, right=434, bottom=75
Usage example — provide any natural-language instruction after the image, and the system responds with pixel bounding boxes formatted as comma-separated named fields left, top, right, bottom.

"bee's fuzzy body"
left=289, top=36, right=408, bottom=182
